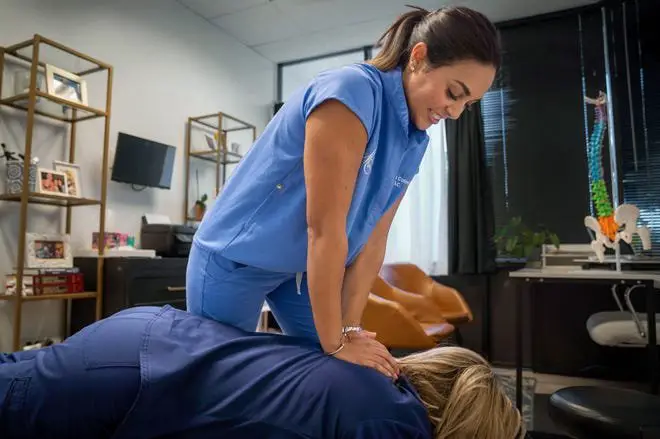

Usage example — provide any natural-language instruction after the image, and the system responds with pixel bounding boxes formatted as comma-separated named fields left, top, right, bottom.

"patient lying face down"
left=0, top=306, right=522, bottom=439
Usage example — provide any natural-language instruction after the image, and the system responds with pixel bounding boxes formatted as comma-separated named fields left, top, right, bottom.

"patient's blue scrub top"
left=112, top=306, right=432, bottom=439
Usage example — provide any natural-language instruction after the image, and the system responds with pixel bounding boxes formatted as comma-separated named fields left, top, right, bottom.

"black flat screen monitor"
left=111, top=132, right=176, bottom=189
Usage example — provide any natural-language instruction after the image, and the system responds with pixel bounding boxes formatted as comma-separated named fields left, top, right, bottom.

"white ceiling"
left=176, top=0, right=600, bottom=63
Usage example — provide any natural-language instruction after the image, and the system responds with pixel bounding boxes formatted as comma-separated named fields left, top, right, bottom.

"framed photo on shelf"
left=204, top=134, right=217, bottom=151
left=25, top=233, right=73, bottom=269
left=45, top=64, right=88, bottom=106
left=37, top=168, right=69, bottom=196
left=53, top=161, right=82, bottom=197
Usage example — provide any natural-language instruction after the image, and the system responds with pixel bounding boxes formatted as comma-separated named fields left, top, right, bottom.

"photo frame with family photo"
left=37, top=168, right=69, bottom=196
left=45, top=64, right=88, bottom=106
left=53, top=161, right=82, bottom=198
left=25, top=233, right=73, bottom=269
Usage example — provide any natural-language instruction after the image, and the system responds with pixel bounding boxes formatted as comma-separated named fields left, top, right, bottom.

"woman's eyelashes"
left=447, top=89, right=458, bottom=101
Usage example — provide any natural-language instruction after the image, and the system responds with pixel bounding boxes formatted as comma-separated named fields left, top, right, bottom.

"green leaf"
left=505, top=236, right=519, bottom=254
left=550, top=233, right=561, bottom=249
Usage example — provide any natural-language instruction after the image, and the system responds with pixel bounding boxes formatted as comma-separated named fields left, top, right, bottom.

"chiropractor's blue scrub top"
left=111, top=306, right=433, bottom=439
left=194, top=62, right=430, bottom=272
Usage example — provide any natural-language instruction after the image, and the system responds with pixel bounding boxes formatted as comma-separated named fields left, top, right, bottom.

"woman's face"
left=403, top=42, right=497, bottom=131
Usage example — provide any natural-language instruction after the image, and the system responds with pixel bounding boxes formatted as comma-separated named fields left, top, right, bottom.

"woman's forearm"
left=341, top=194, right=403, bottom=326
left=341, top=234, right=387, bottom=326
left=307, top=226, right=348, bottom=353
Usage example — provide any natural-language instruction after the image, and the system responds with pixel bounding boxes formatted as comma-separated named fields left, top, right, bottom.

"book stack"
left=4, top=267, right=84, bottom=297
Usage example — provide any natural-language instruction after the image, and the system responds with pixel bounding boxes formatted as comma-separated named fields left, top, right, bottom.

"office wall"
left=0, top=0, right=275, bottom=351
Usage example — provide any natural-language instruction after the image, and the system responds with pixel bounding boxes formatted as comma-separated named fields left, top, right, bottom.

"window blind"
left=481, top=13, right=595, bottom=242
left=616, top=0, right=660, bottom=255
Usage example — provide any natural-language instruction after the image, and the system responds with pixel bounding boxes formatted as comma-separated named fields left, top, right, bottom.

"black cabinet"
left=70, top=257, right=188, bottom=334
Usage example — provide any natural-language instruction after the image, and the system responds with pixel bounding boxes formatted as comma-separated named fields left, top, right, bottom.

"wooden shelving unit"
left=0, top=34, right=113, bottom=351
left=183, top=111, right=255, bottom=222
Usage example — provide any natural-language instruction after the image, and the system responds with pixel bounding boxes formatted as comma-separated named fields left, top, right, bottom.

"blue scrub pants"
left=186, top=243, right=319, bottom=341
left=0, top=311, right=145, bottom=438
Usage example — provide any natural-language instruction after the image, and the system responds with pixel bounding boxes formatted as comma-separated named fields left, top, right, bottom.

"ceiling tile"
left=276, top=0, right=410, bottom=33
left=253, top=17, right=393, bottom=63
left=177, top=0, right=269, bottom=19
left=211, top=2, right=307, bottom=46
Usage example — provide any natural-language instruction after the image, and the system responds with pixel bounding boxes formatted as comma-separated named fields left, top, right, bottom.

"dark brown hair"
left=369, top=5, right=501, bottom=72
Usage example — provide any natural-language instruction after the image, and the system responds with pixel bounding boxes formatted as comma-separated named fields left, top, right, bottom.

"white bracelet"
left=342, top=325, right=362, bottom=335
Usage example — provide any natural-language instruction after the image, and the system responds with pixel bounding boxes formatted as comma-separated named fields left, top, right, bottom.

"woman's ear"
left=408, top=42, right=428, bottom=71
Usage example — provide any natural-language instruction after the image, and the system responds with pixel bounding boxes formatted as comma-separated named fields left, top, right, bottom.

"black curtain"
left=446, top=103, right=497, bottom=275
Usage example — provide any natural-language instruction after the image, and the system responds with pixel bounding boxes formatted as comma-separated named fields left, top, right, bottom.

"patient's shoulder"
left=315, top=361, right=433, bottom=437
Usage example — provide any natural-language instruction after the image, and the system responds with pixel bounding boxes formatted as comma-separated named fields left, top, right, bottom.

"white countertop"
left=509, top=267, right=660, bottom=287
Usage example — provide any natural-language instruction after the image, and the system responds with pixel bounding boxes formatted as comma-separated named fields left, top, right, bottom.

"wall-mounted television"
left=111, top=132, right=176, bottom=189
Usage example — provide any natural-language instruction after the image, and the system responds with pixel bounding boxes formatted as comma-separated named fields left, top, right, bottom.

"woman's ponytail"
left=368, top=5, right=501, bottom=74
left=368, top=5, right=428, bottom=71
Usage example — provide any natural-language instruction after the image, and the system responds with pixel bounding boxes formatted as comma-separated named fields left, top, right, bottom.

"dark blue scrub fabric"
left=2, top=306, right=433, bottom=439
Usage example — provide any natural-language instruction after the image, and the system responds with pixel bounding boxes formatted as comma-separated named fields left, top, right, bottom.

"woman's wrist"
left=321, top=334, right=345, bottom=354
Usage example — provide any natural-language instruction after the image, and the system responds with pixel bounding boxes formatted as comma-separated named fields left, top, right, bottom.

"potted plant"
left=194, top=193, right=208, bottom=221
left=494, top=216, right=560, bottom=266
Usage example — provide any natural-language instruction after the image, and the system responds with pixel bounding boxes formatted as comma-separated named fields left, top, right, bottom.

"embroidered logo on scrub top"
left=394, top=176, right=410, bottom=188
left=362, top=149, right=376, bottom=175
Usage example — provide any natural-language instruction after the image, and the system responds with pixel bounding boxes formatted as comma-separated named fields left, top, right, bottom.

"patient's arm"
left=349, top=419, right=430, bottom=439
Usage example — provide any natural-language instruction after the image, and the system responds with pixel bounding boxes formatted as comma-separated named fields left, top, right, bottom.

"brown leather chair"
left=371, top=276, right=449, bottom=328
left=380, top=263, right=473, bottom=324
left=362, top=293, right=454, bottom=350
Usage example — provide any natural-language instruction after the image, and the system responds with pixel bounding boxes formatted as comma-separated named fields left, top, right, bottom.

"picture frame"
left=25, top=233, right=73, bottom=269
left=204, top=134, right=217, bottom=151
left=53, top=160, right=82, bottom=198
left=45, top=64, right=88, bottom=106
left=37, top=168, right=69, bottom=196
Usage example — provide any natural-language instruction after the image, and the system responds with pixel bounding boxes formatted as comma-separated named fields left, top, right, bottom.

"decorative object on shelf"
left=14, top=69, right=45, bottom=99
left=494, top=216, right=560, bottom=263
left=45, top=64, right=88, bottom=106
left=53, top=160, right=81, bottom=197
left=92, top=232, right=132, bottom=250
left=205, top=134, right=217, bottom=151
left=194, top=193, right=208, bottom=221
left=583, top=92, right=652, bottom=262
left=36, top=168, right=69, bottom=196
left=25, top=233, right=73, bottom=269
left=231, top=142, right=240, bottom=153
left=1, top=142, right=25, bottom=162
left=3, top=143, right=37, bottom=195
left=5, top=160, right=37, bottom=194
left=213, top=130, right=225, bottom=151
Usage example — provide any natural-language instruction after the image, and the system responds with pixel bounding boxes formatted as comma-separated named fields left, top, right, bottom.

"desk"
left=508, top=268, right=659, bottom=411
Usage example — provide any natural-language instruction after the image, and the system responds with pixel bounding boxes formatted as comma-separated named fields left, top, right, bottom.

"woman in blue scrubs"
left=187, top=5, right=500, bottom=377
left=0, top=306, right=523, bottom=439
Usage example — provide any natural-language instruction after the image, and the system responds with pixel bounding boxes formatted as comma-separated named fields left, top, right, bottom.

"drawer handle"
left=167, top=286, right=186, bottom=292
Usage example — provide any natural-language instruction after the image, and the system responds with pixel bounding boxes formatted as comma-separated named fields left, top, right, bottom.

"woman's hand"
left=331, top=331, right=400, bottom=379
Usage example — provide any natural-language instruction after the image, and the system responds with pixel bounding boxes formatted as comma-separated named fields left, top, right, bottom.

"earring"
left=410, top=63, right=416, bottom=72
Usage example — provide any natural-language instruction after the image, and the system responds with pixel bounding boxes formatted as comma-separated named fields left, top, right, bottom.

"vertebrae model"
left=583, top=92, right=652, bottom=262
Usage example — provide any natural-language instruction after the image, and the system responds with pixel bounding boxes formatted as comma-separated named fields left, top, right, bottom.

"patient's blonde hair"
left=397, top=346, right=523, bottom=439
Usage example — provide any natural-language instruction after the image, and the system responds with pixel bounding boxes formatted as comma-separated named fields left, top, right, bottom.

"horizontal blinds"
left=615, top=0, right=660, bottom=255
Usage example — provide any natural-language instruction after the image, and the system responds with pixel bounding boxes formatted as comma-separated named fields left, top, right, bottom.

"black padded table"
left=548, top=386, right=660, bottom=439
